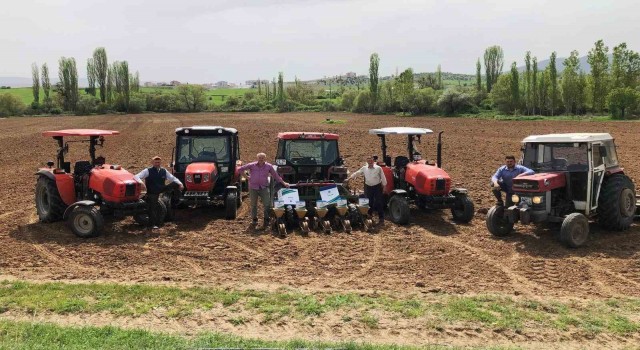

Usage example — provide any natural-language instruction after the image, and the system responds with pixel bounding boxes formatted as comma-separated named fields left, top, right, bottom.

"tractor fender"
left=35, top=170, right=55, bottom=181
left=63, top=200, right=96, bottom=220
left=450, top=188, right=468, bottom=196
left=390, top=189, right=408, bottom=197
left=225, top=185, right=238, bottom=194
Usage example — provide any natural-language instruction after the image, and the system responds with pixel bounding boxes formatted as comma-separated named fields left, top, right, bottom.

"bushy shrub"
left=96, top=102, right=110, bottom=114
left=128, top=94, right=146, bottom=114
left=224, top=95, right=241, bottom=108
left=352, top=91, right=371, bottom=113
left=286, top=83, right=315, bottom=105
left=608, top=87, right=639, bottom=119
left=319, top=100, right=338, bottom=112
left=340, top=90, right=358, bottom=111
left=145, top=92, right=180, bottom=112
left=0, top=93, right=26, bottom=117
left=437, top=89, right=474, bottom=115
left=408, top=88, right=438, bottom=114
left=49, top=107, right=62, bottom=115
left=76, top=95, right=100, bottom=115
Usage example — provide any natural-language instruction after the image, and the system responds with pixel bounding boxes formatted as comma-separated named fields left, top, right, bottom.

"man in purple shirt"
left=237, top=152, right=290, bottom=227
left=491, top=155, right=534, bottom=206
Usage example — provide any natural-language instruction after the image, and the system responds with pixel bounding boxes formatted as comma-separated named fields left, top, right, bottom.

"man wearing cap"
left=134, top=156, right=184, bottom=229
left=345, top=155, right=387, bottom=225
left=237, top=153, right=290, bottom=227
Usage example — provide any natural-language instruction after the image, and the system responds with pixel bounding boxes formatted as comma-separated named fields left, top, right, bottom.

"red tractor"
left=168, top=126, right=245, bottom=219
left=486, top=133, right=639, bottom=248
left=368, top=127, right=475, bottom=224
left=35, top=129, right=146, bottom=237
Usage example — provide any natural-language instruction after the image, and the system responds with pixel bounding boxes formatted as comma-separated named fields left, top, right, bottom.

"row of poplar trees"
left=478, top=40, right=640, bottom=118
left=31, top=47, right=140, bottom=112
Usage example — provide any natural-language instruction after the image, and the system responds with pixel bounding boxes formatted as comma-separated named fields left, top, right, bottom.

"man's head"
left=505, top=155, right=516, bottom=168
left=152, top=156, right=162, bottom=168
left=366, top=156, right=375, bottom=167
left=257, top=152, right=267, bottom=165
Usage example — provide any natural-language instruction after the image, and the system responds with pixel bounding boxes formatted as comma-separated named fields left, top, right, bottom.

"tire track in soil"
left=525, top=258, right=561, bottom=287
left=335, top=233, right=382, bottom=286
left=177, top=256, right=206, bottom=275
left=579, top=258, right=640, bottom=296
left=426, top=232, right=539, bottom=296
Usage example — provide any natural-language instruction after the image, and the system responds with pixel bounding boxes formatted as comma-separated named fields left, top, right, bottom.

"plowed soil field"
left=1, top=112, right=639, bottom=348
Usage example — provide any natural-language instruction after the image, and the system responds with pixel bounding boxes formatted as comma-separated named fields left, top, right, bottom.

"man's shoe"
left=152, top=225, right=159, bottom=230
left=377, top=219, right=385, bottom=227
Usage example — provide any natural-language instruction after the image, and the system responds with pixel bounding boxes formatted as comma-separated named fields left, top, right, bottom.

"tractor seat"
left=394, top=156, right=410, bottom=168
left=74, top=161, right=93, bottom=176
left=196, top=151, right=217, bottom=161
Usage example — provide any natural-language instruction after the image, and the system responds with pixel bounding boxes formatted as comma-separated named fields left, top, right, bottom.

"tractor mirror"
left=599, top=145, right=608, bottom=157
left=46, top=160, right=55, bottom=168
left=336, top=157, right=344, bottom=166
left=98, top=136, right=105, bottom=147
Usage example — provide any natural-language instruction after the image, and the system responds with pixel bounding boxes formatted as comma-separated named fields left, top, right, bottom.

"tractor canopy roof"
left=278, top=132, right=339, bottom=140
left=523, top=133, right=613, bottom=143
left=42, top=129, right=120, bottom=137
left=369, top=127, right=433, bottom=135
left=175, top=126, right=238, bottom=135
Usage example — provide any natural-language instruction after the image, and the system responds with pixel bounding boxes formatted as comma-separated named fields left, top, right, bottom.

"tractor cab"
left=275, top=132, right=347, bottom=183
left=367, top=127, right=474, bottom=224
left=36, top=129, right=144, bottom=238
left=487, top=133, right=637, bottom=248
left=170, top=126, right=243, bottom=219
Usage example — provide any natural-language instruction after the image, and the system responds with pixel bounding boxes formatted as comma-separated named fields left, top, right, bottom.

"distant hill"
left=0, top=76, right=89, bottom=88
left=518, top=54, right=613, bottom=73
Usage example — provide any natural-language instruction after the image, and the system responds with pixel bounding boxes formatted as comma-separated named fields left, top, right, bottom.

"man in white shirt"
left=345, top=156, right=387, bottom=225
left=134, top=156, right=184, bottom=229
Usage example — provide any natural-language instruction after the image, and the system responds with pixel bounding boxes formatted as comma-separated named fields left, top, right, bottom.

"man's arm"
left=518, top=165, right=535, bottom=175
left=379, top=167, right=387, bottom=186
left=268, top=165, right=287, bottom=186
left=346, top=166, right=364, bottom=181
left=491, top=167, right=503, bottom=186
left=165, top=171, right=184, bottom=188
left=133, top=168, right=149, bottom=183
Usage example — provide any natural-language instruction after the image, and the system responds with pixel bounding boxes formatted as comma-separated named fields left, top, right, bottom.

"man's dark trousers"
left=365, top=184, right=385, bottom=221
left=492, top=183, right=513, bottom=207
left=147, top=193, right=161, bottom=227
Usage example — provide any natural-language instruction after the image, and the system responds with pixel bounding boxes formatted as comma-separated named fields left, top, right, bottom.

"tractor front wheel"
left=486, top=205, right=513, bottom=237
left=451, top=195, right=475, bottom=223
left=67, top=206, right=104, bottom=238
left=161, top=195, right=175, bottom=222
left=134, top=199, right=167, bottom=226
left=225, top=192, right=238, bottom=220
left=35, top=176, right=65, bottom=223
left=560, top=213, right=589, bottom=248
left=597, top=174, right=636, bottom=231
left=388, top=195, right=410, bottom=224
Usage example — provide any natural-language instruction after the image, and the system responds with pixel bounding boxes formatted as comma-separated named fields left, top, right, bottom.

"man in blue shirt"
left=491, top=155, right=534, bottom=206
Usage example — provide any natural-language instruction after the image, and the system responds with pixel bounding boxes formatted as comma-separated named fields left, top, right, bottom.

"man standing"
left=491, top=155, right=534, bottom=206
left=134, top=156, right=184, bottom=229
left=345, top=155, right=387, bottom=225
left=237, top=153, right=289, bottom=227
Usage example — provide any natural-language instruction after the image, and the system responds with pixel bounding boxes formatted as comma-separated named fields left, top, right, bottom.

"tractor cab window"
left=522, top=143, right=589, bottom=172
left=601, top=140, right=619, bottom=168
left=176, top=136, right=230, bottom=171
left=279, top=140, right=338, bottom=165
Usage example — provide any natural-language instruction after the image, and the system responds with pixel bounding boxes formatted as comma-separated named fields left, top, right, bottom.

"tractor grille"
left=513, top=180, right=539, bottom=191
left=194, top=174, right=202, bottom=184
left=435, top=178, right=446, bottom=191
left=125, top=183, right=136, bottom=196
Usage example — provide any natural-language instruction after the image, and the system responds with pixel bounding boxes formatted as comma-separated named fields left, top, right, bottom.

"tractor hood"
left=185, top=162, right=218, bottom=191
left=405, top=161, right=451, bottom=195
left=512, top=172, right=566, bottom=192
left=89, top=165, right=141, bottom=202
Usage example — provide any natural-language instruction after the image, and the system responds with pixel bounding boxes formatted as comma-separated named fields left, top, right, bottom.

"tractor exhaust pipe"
left=437, top=131, right=443, bottom=168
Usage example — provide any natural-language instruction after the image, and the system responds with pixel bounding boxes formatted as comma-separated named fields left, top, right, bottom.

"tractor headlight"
left=186, top=174, right=193, bottom=182
left=203, top=173, right=210, bottom=182
left=532, top=196, right=543, bottom=204
left=511, top=194, right=520, bottom=203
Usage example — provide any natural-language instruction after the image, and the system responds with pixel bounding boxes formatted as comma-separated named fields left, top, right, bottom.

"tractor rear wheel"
left=134, top=199, right=167, bottom=226
left=388, top=195, right=410, bottom=224
left=486, top=205, right=513, bottom=237
left=35, top=176, right=65, bottom=222
left=67, top=206, right=104, bottom=238
left=597, top=174, right=636, bottom=231
left=225, top=192, right=238, bottom=219
left=451, top=195, right=475, bottom=223
left=560, top=213, right=589, bottom=248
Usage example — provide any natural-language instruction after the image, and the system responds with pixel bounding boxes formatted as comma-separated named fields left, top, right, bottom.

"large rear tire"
left=560, top=213, right=589, bottom=248
left=388, top=195, right=410, bottom=224
left=486, top=205, right=513, bottom=237
left=451, top=195, right=475, bottom=223
left=597, top=174, right=636, bottom=231
left=67, top=206, right=104, bottom=238
left=225, top=192, right=238, bottom=220
left=35, top=176, right=66, bottom=222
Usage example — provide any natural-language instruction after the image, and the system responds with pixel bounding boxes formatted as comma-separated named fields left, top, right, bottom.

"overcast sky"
left=2, top=0, right=639, bottom=83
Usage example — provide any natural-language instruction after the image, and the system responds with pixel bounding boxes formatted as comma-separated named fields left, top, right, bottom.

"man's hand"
left=283, top=182, right=290, bottom=188
left=492, top=181, right=500, bottom=189
left=179, top=184, right=184, bottom=191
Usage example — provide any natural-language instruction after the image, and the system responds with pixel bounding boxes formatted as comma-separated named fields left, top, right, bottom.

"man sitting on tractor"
left=134, top=156, right=184, bottom=229
left=491, top=155, right=534, bottom=207
left=237, top=152, right=290, bottom=228
left=345, top=155, right=387, bottom=225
